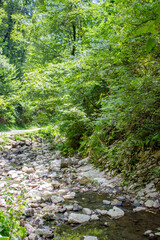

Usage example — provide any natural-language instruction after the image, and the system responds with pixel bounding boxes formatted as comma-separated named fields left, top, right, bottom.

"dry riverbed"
left=0, top=134, right=159, bottom=240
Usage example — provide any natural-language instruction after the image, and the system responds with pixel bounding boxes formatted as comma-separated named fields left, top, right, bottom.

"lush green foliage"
left=0, top=184, right=26, bottom=240
left=0, top=0, right=160, bottom=176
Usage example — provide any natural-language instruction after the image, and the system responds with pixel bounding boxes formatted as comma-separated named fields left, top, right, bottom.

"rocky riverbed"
left=0, top=134, right=159, bottom=240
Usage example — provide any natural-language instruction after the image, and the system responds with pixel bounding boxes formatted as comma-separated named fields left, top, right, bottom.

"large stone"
left=107, top=207, right=124, bottom=219
left=103, top=200, right=111, bottom=205
left=63, top=192, right=76, bottom=199
left=84, top=237, right=98, bottom=240
left=90, top=215, right=99, bottom=221
left=60, top=158, right=73, bottom=168
left=82, top=208, right=92, bottom=215
left=95, top=209, right=108, bottom=215
left=35, top=228, right=54, bottom=238
left=68, top=213, right=90, bottom=224
left=145, top=200, right=154, bottom=208
left=153, top=200, right=160, bottom=209
left=79, top=176, right=90, bottom=185
left=133, top=207, right=146, bottom=212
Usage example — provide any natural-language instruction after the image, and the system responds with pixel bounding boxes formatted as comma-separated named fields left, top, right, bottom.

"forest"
left=0, top=0, right=160, bottom=177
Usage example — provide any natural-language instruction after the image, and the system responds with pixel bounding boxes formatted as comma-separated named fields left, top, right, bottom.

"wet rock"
left=82, top=208, right=92, bottom=215
left=133, top=199, right=141, bottom=207
left=103, top=200, right=111, bottom=205
left=155, top=232, right=160, bottom=236
left=153, top=199, right=160, bottom=209
left=73, top=203, right=82, bottom=211
left=145, top=200, right=154, bottom=208
left=84, top=236, right=98, bottom=240
left=90, top=215, right=99, bottom=221
left=95, top=209, right=108, bottom=215
left=68, top=213, right=90, bottom=224
left=107, top=207, right=124, bottom=219
left=111, top=199, right=122, bottom=206
left=149, top=233, right=155, bottom=239
left=104, top=222, right=109, bottom=227
left=144, top=230, right=152, bottom=236
left=133, top=207, right=146, bottom=212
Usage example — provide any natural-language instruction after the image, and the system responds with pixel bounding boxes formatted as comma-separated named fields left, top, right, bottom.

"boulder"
left=145, top=200, right=154, bottom=208
left=68, top=213, right=90, bottom=224
left=82, top=208, right=92, bottom=215
left=107, top=207, right=124, bottom=219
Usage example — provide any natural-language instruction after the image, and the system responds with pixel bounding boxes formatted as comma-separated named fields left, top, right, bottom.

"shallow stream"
left=54, top=191, right=160, bottom=240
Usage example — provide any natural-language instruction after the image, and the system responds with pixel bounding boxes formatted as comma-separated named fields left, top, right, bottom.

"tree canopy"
left=0, top=0, right=160, bottom=176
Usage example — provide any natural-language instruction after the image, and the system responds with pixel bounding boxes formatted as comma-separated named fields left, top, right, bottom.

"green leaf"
left=146, top=38, right=156, bottom=53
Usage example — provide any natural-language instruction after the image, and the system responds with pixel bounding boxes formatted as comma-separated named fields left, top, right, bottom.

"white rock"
left=90, top=215, right=99, bottom=221
left=144, top=230, right=152, bottom=236
left=133, top=207, right=146, bottom=212
left=153, top=200, right=160, bottom=209
left=82, top=208, right=92, bottom=215
left=68, top=213, right=90, bottom=224
left=63, top=192, right=76, bottom=199
left=84, top=236, right=98, bottom=240
left=145, top=200, right=154, bottom=208
left=103, top=200, right=111, bottom=205
left=96, top=209, right=108, bottom=215
left=107, top=207, right=124, bottom=219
